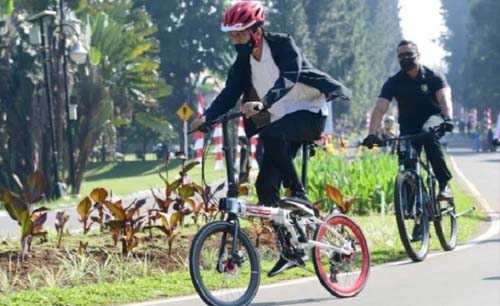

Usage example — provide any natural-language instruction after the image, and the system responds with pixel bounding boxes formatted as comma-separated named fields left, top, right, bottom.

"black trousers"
left=256, top=110, right=326, bottom=206
left=408, top=135, right=452, bottom=187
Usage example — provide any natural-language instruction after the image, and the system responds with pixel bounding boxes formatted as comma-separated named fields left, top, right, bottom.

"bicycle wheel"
left=434, top=197, right=457, bottom=251
left=189, top=221, right=260, bottom=306
left=394, top=172, right=430, bottom=262
left=312, top=214, right=370, bottom=298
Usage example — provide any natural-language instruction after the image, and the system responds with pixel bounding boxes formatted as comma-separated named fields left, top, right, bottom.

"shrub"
left=304, top=150, right=398, bottom=215
left=1, top=171, right=49, bottom=261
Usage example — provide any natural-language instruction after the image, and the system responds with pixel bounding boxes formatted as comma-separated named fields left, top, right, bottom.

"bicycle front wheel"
left=394, top=172, right=430, bottom=262
left=189, top=221, right=260, bottom=306
left=312, top=214, right=370, bottom=298
left=434, top=197, right=457, bottom=251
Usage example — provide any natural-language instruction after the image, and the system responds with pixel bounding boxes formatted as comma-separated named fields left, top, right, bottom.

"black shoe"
left=437, top=184, right=452, bottom=200
left=410, top=223, right=422, bottom=242
left=267, top=252, right=308, bottom=278
left=290, top=192, right=320, bottom=217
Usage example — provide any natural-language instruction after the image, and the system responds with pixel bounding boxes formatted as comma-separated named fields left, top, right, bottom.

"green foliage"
left=441, top=0, right=470, bottom=103
left=0, top=0, right=14, bottom=16
left=104, top=197, right=147, bottom=255
left=445, top=0, right=500, bottom=111
left=71, top=0, right=171, bottom=192
left=304, top=150, right=398, bottom=215
left=1, top=170, right=49, bottom=261
left=138, top=0, right=232, bottom=135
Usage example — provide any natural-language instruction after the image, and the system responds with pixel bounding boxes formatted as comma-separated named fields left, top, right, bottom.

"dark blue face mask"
left=233, top=38, right=254, bottom=57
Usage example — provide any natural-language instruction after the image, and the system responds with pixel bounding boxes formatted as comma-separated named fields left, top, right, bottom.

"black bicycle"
left=382, top=131, right=459, bottom=261
left=188, top=112, right=370, bottom=306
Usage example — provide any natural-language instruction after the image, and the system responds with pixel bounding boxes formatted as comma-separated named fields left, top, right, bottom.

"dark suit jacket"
left=204, top=32, right=351, bottom=137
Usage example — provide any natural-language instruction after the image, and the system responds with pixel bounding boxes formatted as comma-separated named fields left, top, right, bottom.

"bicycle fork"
left=216, top=213, right=243, bottom=273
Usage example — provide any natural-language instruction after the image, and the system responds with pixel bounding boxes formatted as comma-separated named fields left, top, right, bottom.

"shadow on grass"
left=84, top=159, right=182, bottom=181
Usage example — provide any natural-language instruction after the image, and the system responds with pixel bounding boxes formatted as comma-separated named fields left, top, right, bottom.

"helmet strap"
left=248, top=28, right=263, bottom=50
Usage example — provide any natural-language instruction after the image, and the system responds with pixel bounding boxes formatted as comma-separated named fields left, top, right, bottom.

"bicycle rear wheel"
left=434, top=197, right=457, bottom=251
left=312, top=214, right=370, bottom=298
left=189, top=221, right=260, bottom=306
left=394, top=172, right=430, bottom=262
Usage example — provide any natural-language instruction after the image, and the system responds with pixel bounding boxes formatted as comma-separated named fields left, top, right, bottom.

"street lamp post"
left=28, top=6, right=87, bottom=198
left=27, top=10, right=62, bottom=199
left=59, top=0, right=78, bottom=195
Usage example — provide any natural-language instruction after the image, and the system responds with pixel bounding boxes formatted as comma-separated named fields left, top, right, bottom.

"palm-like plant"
left=71, top=0, right=170, bottom=192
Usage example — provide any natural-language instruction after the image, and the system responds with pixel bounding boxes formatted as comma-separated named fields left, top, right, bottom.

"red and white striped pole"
left=470, top=108, right=478, bottom=130
left=484, top=108, right=492, bottom=130
left=213, top=124, right=224, bottom=170
left=495, top=111, right=500, bottom=140
left=250, top=135, right=259, bottom=170
left=234, top=116, right=246, bottom=169
left=193, top=94, right=205, bottom=165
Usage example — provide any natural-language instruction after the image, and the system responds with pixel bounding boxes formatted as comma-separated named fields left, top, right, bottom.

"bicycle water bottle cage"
left=278, top=197, right=315, bottom=217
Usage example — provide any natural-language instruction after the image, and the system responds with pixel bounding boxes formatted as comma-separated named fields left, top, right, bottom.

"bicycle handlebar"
left=188, top=112, right=244, bottom=135
left=188, top=104, right=264, bottom=135
left=382, top=130, right=434, bottom=144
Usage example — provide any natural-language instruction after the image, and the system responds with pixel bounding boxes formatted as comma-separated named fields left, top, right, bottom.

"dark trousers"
left=256, top=110, right=326, bottom=206
left=409, top=135, right=452, bottom=187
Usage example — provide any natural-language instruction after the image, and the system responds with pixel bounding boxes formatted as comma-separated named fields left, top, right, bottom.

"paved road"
left=126, top=138, right=500, bottom=306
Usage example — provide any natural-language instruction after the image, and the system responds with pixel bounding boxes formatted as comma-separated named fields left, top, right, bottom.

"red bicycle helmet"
left=221, top=1, right=265, bottom=32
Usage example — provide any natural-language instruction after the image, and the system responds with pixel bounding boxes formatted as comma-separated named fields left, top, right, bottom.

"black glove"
left=493, top=138, right=500, bottom=147
left=362, top=134, right=384, bottom=149
left=435, top=115, right=454, bottom=138
left=440, top=115, right=454, bottom=132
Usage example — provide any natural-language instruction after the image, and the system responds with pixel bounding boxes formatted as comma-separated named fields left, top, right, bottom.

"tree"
left=443, top=0, right=500, bottom=112
left=69, top=0, right=170, bottom=192
left=138, top=0, right=233, bottom=144
left=267, top=0, right=316, bottom=64
left=441, top=0, right=470, bottom=105
left=0, top=11, right=38, bottom=193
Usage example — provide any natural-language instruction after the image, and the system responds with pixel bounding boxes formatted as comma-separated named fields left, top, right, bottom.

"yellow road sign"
left=176, top=102, right=194, bottom=121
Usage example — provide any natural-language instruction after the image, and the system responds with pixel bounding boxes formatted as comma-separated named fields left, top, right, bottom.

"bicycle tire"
left=312, top=214, right=370, bottom=298
left=189, top=221, right=260, bottom=306
left=394, top=172, right=430, bottom=262
left=434, top=197, right=457, bottom=251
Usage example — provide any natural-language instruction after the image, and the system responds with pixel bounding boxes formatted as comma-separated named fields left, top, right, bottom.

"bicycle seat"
left=278, top=197, right=316, bottom=217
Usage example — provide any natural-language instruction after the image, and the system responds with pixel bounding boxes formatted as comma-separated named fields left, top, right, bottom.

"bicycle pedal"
left=297, top=254, right=309, bottom=266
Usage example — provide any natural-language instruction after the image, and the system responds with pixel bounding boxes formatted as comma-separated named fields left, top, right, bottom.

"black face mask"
left=233, top=39, right=254, bottom=57
left=400, top=58, right=418, bottom=71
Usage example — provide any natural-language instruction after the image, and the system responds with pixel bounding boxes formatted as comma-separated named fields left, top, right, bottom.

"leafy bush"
left=1, top=170, right=49, bottom=261
left=304, top=150, right=398, bottom=215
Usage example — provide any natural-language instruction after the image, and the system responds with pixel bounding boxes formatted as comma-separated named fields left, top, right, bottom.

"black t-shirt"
left=379, top=66, right=448, bottom=134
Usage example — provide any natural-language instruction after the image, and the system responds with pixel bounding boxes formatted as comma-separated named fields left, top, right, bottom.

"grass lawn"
left=0, top=171, right=484, bottom=306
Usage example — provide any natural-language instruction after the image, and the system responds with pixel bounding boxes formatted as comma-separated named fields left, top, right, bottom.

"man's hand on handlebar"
left=362, top=134, right=385, bottom=149
left=243, top=101, right=264, bottom=118
left=440, top=115, right=454, bottom=133
left=190, top=117, right=205, bottom=131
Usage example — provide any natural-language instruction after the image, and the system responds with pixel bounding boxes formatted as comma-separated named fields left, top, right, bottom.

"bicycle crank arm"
left=454, top=205, right=477, bottom=218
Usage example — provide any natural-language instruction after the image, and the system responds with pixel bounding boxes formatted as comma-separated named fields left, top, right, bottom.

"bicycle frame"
left=387, top=132, right=439, bottom=221
left=199, top=112, right=354, bottom=262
